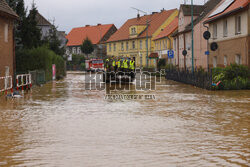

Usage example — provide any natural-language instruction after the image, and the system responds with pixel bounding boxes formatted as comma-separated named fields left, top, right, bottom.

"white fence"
left=0, top=76, right=13, bottom=93
left=16, top=74, right=32, bottom=90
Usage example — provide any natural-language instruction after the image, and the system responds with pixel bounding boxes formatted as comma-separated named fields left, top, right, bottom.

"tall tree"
left=81, top=37, right=94, bottom=59
left=20, top=2, right=41, bottom=49
left=45, top=21, right=65, bottom=56
left=6, top=0, right=18, bottom=11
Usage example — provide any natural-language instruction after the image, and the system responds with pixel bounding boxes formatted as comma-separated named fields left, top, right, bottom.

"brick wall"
left=0, top=16, right=14, bottom=78
left=209, top=36, right=249, bottom=68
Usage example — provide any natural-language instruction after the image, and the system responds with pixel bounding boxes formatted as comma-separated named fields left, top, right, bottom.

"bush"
left=212, top=64, right=250, bottom=90
left=158, top=59, right=166, bottom=69
left=66, top=54, right=85, bottom=71
left=16, top=46, right=66, bottom=81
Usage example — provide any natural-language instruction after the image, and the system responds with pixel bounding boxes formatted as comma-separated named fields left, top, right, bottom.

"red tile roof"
left=107, top=9, right=178, bottom=42
left=66, top=24, right=115, bottom=46
left=153, top=17, right=178, bottom=40
left=205, top=0, right=249, bottom=23
left=0, top=0, right=18, bottom=18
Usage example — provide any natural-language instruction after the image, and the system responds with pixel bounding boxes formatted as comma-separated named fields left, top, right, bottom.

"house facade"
left=36, top=12, right=67, bottom=49
left=172, top=4, right=204, bottom=69
left=0, top=0, right=18, bottom=84
left=173, top=0, right=222, bottom=70
left=153, top=17, right=178, bottom=65
left=204, top=0, right=249, bottom=68
left=66, top=24, right=117, bottom=59
left=106, top=9, right=178, bottom=68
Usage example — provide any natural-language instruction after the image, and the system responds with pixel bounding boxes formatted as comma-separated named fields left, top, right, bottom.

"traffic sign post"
left=167, top=50, right=174, bottom=59
left=168, top=50, right=174, bottom=64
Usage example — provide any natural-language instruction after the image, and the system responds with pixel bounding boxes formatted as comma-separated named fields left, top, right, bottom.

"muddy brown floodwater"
left=0, top=72, right=249, bottom=167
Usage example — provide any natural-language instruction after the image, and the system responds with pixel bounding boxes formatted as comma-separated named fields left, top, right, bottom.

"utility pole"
left=131, top=7, right=149, bottom=67
left=191, top=0, right=194, bottom=72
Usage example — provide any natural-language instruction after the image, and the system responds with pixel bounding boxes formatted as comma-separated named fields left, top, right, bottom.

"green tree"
left=20, top=2, right=41, bottom=49
left=6, top=0, right=18, bottom=11
left=44, top=21, right=65, bottom=57
left=80, top=37, right=94, bottom=59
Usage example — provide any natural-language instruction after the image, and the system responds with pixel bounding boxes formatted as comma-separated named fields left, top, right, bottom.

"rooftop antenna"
left=131, top=7, right=147, bottom=16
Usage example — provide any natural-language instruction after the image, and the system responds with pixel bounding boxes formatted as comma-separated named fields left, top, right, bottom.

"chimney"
left=137, top=13, right=140, bottom=19
left=85, top=25, right=90, bottom=27
left=97, top=23, right=101, bottom=26
left=161, top=8, right=165, bottom=12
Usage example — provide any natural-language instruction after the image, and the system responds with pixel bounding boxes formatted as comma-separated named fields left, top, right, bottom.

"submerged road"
left=0, top=72, right=249, bottom=166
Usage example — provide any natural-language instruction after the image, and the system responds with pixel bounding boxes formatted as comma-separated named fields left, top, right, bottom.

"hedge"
left=16, top=46, right=66, bottom=81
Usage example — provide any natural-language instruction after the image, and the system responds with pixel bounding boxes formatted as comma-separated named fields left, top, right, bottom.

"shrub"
left=16, top=46, right=66, bottom=81
left=158, top=59, right=166, bottom=69
left=212, top=64, right=250, bottom=90
left=66, top=54, right=85, bottom=71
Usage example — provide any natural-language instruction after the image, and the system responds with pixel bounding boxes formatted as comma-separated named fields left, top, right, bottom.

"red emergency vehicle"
left=85, top=59, right=104, bottom=72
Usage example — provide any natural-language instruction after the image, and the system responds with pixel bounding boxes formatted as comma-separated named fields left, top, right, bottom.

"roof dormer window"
left=131, top=27, right=136, bottom=35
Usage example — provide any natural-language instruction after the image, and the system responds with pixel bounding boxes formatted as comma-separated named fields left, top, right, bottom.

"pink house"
left=173, top=0, right=223, bottom=70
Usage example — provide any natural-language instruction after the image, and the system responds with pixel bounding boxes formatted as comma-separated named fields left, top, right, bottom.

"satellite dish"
left=182, top=50, right=187, bottom=56
left=211, top=42, right=218, bottom=51
left=203, top=31, right=211, bottom=40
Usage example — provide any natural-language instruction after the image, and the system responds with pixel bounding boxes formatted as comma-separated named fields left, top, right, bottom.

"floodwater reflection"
left=0, top=72, right=249, bottom=166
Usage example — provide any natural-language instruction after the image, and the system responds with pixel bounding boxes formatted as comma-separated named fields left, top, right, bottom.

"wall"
left=208, top=9, right=249, bottom=68
left=0, top=16, right=14, bottom=78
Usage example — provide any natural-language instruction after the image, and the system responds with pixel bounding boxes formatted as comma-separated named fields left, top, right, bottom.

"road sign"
left=168, top=50, right=174, bottom=59
left=205, top=51, right=210, bottom=55
left=211, top=42, right=218, bottom=51
left=203, top=31, right=211, bottom=40
left=182, top=50, right=187, bottom=56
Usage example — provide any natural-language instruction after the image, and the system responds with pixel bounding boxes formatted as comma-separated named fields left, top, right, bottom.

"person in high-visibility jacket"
left=112, top=57, right=116, bottom=71
left=123, top=58, right=129, bottom=72
left=129, top=59, right=135, bottom=71
left=117, top=58, right=121, bottom=71
left=120, top=58, right=124, bottom=71
left=105, top=58, right=110, bottom=70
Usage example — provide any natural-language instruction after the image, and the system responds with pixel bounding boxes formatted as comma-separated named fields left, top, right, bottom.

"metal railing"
left=16, top=74, right=32, bottom=91
left=0, top=76, right=13, bottom=93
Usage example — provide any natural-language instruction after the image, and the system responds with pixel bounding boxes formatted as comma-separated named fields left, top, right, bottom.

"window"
left=121, top=42, right=124, bottom=51
left=66, top=48, right=70, bottom=55
left=132, top=41, right=135, bottom=49
left=145, top=40, right=148, bottom=49
left=109, top=43, right=111, bottom=52
left=140, top=40, right=142, bottom=50
left=4, top=24, right=8, bottom=42
left=113, top=43, right=116, bottom=51
left=235, top=16, right=241, bottom=34
left=224, top=56, right=227, bottom=66
left=73, top=47, right=76, bottom=54
left=235, top=54, right=241, bottom=64
left=213, top=56, right=217, bottom=68
left=131, top=27, right=136, bottom=35
left=126, top=42, right=129, bottom=50
left=213, top=23, right=217, bottom=39
left=174, top=38, right=177, bottom=50
left=77, top=47, right=81, bottom=54
left=223, top=20, right=228, bottom=37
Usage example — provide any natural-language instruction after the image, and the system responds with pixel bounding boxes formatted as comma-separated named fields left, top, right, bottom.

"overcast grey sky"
left=24, top=0, right=207, bottom=33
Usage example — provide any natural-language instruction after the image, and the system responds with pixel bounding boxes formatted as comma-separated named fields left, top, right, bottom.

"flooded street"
left=0, top=72, right=249, bottom=167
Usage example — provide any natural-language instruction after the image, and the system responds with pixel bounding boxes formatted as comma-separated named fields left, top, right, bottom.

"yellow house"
left=106, top=9, right=178, bottom=68
left=153, top=16, right=178, bottom=65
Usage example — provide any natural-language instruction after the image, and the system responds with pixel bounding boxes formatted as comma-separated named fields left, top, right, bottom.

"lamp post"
left=191, top=0, right=194, bottom=72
